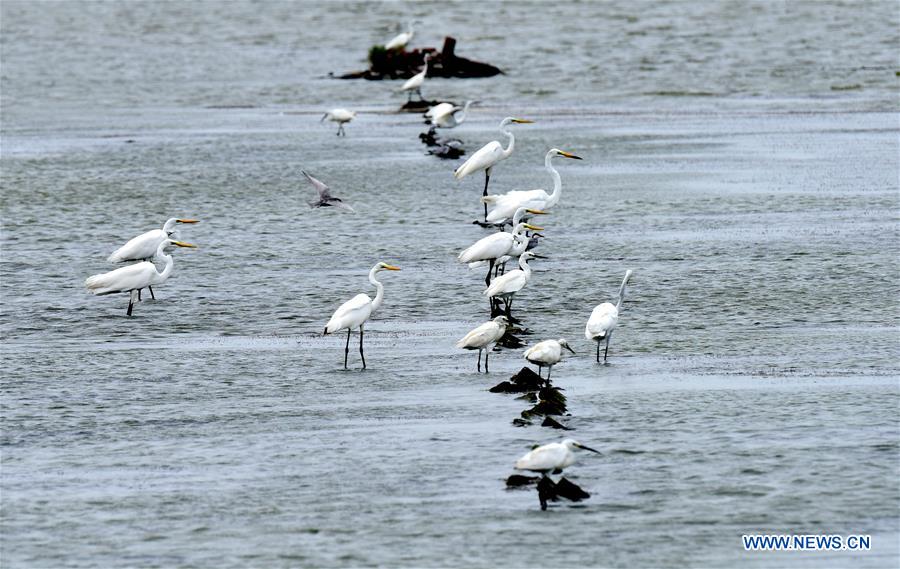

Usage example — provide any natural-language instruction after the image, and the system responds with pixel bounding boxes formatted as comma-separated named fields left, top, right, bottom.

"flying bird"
left=301, top=170, right=355, bottom=212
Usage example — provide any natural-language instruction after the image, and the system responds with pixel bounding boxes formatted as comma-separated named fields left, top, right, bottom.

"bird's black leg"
left=604, top=337, right=610, bottom=363
left=485, top=348, right=490, bottom=373
left=359, top=326, right=366, bottom=370
left=547, top=366, right=552, bottom=381
left=148, top=285, right=155, bottom=300
left=596, top=341, right=600, bottom=363
left=137, top=289, right=142, bottom=302
left=537, top=364, right=542, bottom=379
left=482, top=171, right=491, bottom=220
left=485, top=259, right=494, bottom=287
left=344, top=329, right=351, bottom=369
left=126, top=290, right=137, bottom=317
left=477, top=349, right=481, bottom=372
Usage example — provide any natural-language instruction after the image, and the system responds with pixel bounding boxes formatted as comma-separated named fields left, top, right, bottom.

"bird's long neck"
left=370, top=267, right=385, bottom=312
left=615, top=274, right=630, bottom=311
left=519, top=255, right=531, bottom=278
left=456, top=101, right=472, bottom=125
left=151, top=242, right=174, bottom=285
left=501, top=122, right=515, bottom=158
left=511, top=222, right=528, bottom=238
left=545, top=151, right=562, bottom=206
left=162, top=218, right=178, bottom=234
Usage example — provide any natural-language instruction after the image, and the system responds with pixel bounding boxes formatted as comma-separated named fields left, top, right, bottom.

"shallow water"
left=2, top=1, right=899, bottom=567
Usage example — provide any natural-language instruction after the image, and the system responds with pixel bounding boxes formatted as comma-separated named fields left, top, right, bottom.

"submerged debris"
left=537, top=476, right=591, bottom=510
left=336, top=37, right=503, bottom=80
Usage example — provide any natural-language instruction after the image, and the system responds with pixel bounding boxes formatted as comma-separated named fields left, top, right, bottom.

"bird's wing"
left=107, top=229, right=166, bottom=262
left=327, top=198, right=355, bottom=213
left=426, top=103, right=453, bottom=119
left=401, top=70, right=424, bottom=91
left=524, top=341, right=560, bottom=364
left=325, top=293, right=372, bottom=333
left=456, top=322, right=502, bottom=349
left=458, top=233, right=512, bottom=263
left=302, top=170, right=332, bottom=199
left=586, top=303, right=618, bottom=339
left=484, top=269, right=527, bottom=297
left=454, top=140, right=503, bottom=179
left=385, top=31, right=410, bottom=50
left=515, top=444, right=566, bottom=472
left=85, top=262, right=156, bottom=294
left=485, top=190, right=550, bottom=223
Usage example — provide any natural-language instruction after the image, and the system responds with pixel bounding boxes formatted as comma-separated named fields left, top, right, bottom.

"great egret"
left=384, top=21, right=416, bottom=51
left=483, top=251, right=535, bottom=316
left=483, top=148, right=582, bottom=224
left=321, top=109, right=356, bottom=136
left=301, top=170, right=355, bottom=212
left=86, top=239, right=197, bottom=316
left=468, top=207, right=545, bottom=271
left=107, top=217, right=199, bottom=300
left=401, top=54, right=433, bottom=102
left=458, top=215, right=544, bottom=286
left=585, top=269, right=634, bottom=363
left=514, top=439, right=600, bottom=476
left=430, top=100, right=475, bottom=129
left=456, top=315, right=509, bottom=372
left=454, top=117, right=534, bottom=220
left=523, top=338, right=575, bottom=380
left=324, top=262, right=401, bottom=370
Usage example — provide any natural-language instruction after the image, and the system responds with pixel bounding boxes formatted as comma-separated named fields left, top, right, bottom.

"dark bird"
left=302, top=170, right=355, bottom=212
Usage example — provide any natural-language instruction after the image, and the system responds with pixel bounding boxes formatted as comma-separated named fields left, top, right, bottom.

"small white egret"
left=523, top=338, right=576, bottom=380
left=454, top=117, right=534, bottom=220
left=430, top=100, right=475, bottom=129
left=86, top=239, right=197, bottom=316
left=514, top=439, right=600, bottom=476
left=458, top=214, right=544, bottom=286
left=384, top=21, right=416, bottom=51
left=455, top=315, right=509, bottom=373
left=324, top=262, right=401, bottom=370
left=301, top=170, right=355, bottom=211
left=483, top=251, right=535, bottom=316
left=585, top=270, right=634, bottom=363
left=321, top=108, right=356, bottom=136
left=400, top=54, right=433, bottom=102
left=483, top=148, right=582, bottom=224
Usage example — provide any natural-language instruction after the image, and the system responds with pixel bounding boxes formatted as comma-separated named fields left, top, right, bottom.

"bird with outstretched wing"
left=302, top=170, right=355, bottom=212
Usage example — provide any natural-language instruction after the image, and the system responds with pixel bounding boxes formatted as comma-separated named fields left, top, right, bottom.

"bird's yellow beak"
left=558, top=151, right=583, bottom=160
left=170, top=240, right=198, bottom=248
left=525, top=209, right=548, bottom=215
left=383, top=264, right=401, bottom=271
left=524, top=223, right=544, bottom=231
left=511, top=118, right=534, bottom=124
left=176, top=218, right=200, bottom=224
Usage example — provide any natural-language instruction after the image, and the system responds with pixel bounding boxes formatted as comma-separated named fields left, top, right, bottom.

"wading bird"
left=454, top=117, right=534, bottom=220
left=301, top=170, right=355, bottom=212
left=523, top=338, right=575, bottom=380
left=456, top=315, right=509, bottom=373
left=515, top=439, right=600, bottom=476
left=428, top=100, right=475, bottom=129
left=401, top=54, right=433, bottom=102
left=384, top=21, right=416, bottom=51
left=483, top=148, right=582, bottom=224
left=324, top=262, right=401, bottom=370
left=86, top=239, right=197, bottom=316
left=483, top=251, right=535, bottom=317
left=458, top=214, right=545, bottom=286
left=585, top=269, right=634, bottom=363
left=321, top=108, right=356, bottom=136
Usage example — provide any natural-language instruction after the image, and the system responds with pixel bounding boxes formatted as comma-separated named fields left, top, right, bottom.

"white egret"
left=468, top=207, right=546, bottom=273
left=400, top=54, right=433, bottom=102
left=455, top=315, right=509, bottom=373
left=424, top=102, right=454, bottom=120
left=321, top=108, right=356, bottom=136
left=454, top=117, right=534, bottom=220
left=107, top=217, right=199, bottom=300
left=585, top=269, right=634, bottom=363
left=384, top=21, right=416, bottom=51
left=430, top=100, right=475, bottom=129
left=483, top=251, right=535, bottom=316
left=324, top=262, right=401, bottom=370
left=514, top=439, right=600, bottom=476
left=523, top=338, right=576, bottom=380
left=483, top=148, right=582, bottom=224
left=458, top=214, right=544, bottom=286
left=301, top=170, right=355, bottom=211
left=86, top=239, right=197, bottom=316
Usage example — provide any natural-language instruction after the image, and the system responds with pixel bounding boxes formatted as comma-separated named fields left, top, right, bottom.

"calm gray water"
left=2, top=1, right=899, bottom=567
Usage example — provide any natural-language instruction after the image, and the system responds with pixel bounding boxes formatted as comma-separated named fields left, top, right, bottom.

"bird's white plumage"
left=425, top=102, right=454, bottom=119
left=385, top=30, right=412, bottom=50
left=585, top=303, right=618, bottom=340
left=515, top=441, right=576, bottom=473
left=484, top=252, right=533, bottom=298
left=483, top=148, right=580, bottom=224
left=324, top=108, right=356, bottom=123
left=325, top=293, right=373, bottom=334
left=454, top=140, right=504, bottom=180
left=523, top=339, right=563, bottom=366
left=401, top=67, right=427, bottom=92
left=456, top=317, right=507, bottom=350
left=85, top=262, right=163, bottom=295
left=107, top=229, right=169, bottom=263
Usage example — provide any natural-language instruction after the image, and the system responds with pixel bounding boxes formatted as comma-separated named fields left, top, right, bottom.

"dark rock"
left=509, top=367, right=544, bottom=390
left=516, top=392, right=538, bottom=403
left=554, top=477, right=591, bottom=502
left=505, top=474, right=540, bottom=487
left=489, top=381, right=523, bottom=393
left=337, top=37, right=503, bottom=80
left=541, top=416, right=573, bottom=430
left=512, top=418, right=532, bottom=427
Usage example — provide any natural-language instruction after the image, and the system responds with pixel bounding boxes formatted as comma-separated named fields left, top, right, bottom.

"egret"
left=483, top=148, right=582, bottom=225
left=429, top=100, right=475, bottom=129
left=321, top=108, right=356, bottom=136
left=458, top=214, right=544, bottom=286
left=515, top=439, right=600, bottom=476
left=384, top=21, right=416, bottom=51
left=324, top=262, right=401, bottom=370
left=455, top=315, right=509, bottom=373
left=586, top=269, right=634, bottom=363
left=483, top=251, right=535, bottom=317
left=86, top=239, right=197, bottom=316
left=454, top=117, right=534, bottom=220
left=301, top=170, right=355, bottom=211
left=523, top=338, right=576, bottom=380
left=107, top=217, right=199, bottom=300
left=400, top=54, right=433, bottom=102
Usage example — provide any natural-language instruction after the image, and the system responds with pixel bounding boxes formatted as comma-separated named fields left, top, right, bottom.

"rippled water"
left=2, top=1, right=899, bottom=567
